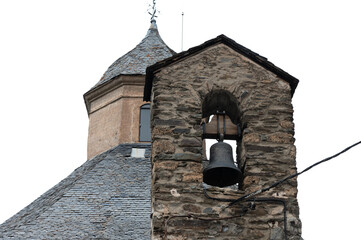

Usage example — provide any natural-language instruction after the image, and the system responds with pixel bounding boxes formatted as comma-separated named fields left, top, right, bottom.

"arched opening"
left=202, top=90, right=243, bottom=188
left=202, top=89, right=241, bottom=124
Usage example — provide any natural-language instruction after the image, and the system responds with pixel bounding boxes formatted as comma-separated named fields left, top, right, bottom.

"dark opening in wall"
left=202, top=90, right=243, bottom=188
left=204, top=115, right=237, bottom=163
left=202, top=89, right=241, bottom=124
left=139, top=104, right=151, bottom=142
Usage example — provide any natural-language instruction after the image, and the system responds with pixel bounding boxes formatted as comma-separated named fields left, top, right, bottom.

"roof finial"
left=148, top=0, right=159, bottom=22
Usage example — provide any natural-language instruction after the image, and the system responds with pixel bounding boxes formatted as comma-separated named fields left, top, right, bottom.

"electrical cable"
left=228, top=140, right=361, bottom=207
left=202, top=140, right=361, bottom=239
left=163, top=141, right=360, bottom=239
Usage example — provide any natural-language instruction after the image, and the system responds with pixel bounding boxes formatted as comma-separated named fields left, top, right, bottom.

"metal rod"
left=181, top=12, right=184, bottom=51
left=223, top=114, right=226, bottom=136
left=216, top=114, right=220, bottom=141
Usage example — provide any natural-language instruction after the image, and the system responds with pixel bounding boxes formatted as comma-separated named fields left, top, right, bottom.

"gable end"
left=144, top=34, right=299, bottom=101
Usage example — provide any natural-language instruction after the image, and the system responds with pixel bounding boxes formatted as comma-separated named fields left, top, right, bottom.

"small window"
left=139, top=104, right=151, bottom=142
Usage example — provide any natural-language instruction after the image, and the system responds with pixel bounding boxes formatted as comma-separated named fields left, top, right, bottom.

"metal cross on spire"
left=148, top=0, right=159, bottom=22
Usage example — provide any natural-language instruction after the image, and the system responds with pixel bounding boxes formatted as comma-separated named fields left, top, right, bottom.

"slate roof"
left=93, top=20, right=176, bottom=89
left=0, top=144, right=151, bottom=239
left=144, top=34, right=299, bottom=101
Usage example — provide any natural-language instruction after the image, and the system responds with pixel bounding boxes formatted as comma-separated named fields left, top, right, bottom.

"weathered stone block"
left=172, top=128, right=190, bottom=134
left=246, top=144, right=275, bottom=152
left=153, top=161, right=178, bottom=171
left=182, top=204, right=202, bottom=213
left=280, top=120, right=294, bottom=129
left=153, top=140, right=175, bottom=154
left=153, top=119, right=186, bottom=127
left=179, top=138, right=202, bottom=147
left=268, top=132, right=294, bottom=144
left=174, top=153, right=202, bottom=161
left=243, top=175, right=261, bottom=187
left=152, top=126, right=173, bottom=136
left=183, top=147, right=203, bottom=154
left=182, top=174, right=202, bottom=183
left=243, top=133, right=261, bottom=143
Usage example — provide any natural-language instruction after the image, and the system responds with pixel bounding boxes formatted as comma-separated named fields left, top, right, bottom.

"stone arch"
left=202, top=89, right=241, bottom=124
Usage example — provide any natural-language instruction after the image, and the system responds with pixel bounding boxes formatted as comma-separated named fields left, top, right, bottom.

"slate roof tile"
left=93, top=20, right=175, bottom=89
left=0, top=144, right=151, bottom=240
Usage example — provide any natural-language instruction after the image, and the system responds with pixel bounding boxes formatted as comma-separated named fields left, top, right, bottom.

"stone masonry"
left=148, top=40, right=302, bottom=239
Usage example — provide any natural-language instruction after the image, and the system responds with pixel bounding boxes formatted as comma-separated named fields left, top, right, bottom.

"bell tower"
left=145, top=35, right=302, bottom=239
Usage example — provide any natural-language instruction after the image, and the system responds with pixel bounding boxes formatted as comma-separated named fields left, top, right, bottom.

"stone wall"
left=150, top=44, right=301, bottom=239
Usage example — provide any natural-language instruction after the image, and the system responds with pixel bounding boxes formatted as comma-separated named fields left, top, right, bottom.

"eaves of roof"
left=83, top=74, right=145, bottom=115
left=144, top=34, right=299, bottom=101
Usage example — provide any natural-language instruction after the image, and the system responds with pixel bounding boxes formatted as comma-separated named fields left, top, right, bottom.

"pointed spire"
left=91, top=13, right=175, bottom=89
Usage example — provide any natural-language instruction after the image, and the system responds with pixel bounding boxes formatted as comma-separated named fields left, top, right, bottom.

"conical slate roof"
left=94, top=20, right=176, bottom=88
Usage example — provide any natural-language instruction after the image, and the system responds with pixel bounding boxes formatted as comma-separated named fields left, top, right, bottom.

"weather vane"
left=148, top=0, right=159, bottom=22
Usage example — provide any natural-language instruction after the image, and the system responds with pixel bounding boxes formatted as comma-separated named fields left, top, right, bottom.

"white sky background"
left=0, top=0, right=360, bottom=239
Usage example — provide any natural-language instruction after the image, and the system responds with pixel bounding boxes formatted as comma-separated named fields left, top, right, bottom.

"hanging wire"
left=227, top=140, right=361, bottom=207
left=181, top=12, right=184, bottom=51
left=162, top=141, right=360, bottom=239
left=200, top=140, right=361, bottom=239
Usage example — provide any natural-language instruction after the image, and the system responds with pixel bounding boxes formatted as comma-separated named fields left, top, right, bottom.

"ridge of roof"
left=91, top=21, right=176, bottom=90
left=144, top=34, right=299, bottom=101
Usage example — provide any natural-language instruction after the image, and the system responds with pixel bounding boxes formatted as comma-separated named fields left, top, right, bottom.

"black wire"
left=228, top=140, right=361, bottom=207
left=203, top=141, right=361, bottom=239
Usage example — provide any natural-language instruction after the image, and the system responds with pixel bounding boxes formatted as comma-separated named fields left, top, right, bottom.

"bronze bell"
left=203, top=142, right=242, bottom=187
